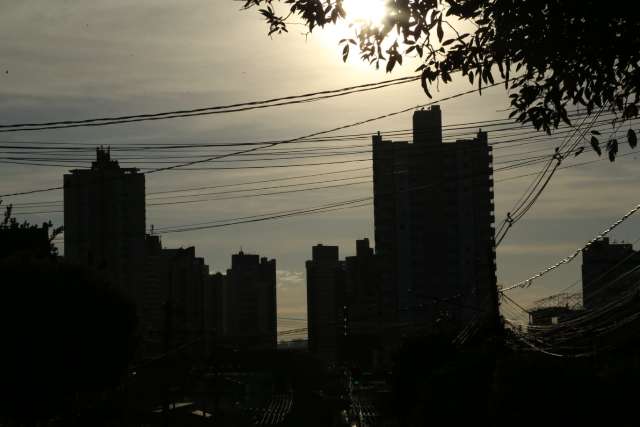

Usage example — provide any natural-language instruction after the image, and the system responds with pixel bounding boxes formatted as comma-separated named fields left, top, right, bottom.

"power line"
left=501, top=200, right=640, bottom=293
left=2, top=108, right=633, bottom=201
left=143, top=82, right=507, bottom=174
left=495, top=107, right=607, bottom=246
left=10, top=143, right=630, bottom=214
left=0, top=76, right=419, bottom=132
left=11, top=146, right=547, bottom=213
left=2, top=83, right=507, bottom=204
left=0, top=109, right=624, bottom=157
left=3, top=140, right=560, bottom=207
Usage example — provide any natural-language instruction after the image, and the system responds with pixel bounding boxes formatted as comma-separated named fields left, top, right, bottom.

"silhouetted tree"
left=243, top=0, right=640, bottom=159
left=0, top=206, right=137, bottom=423
left=0, top=201, right=63, bottom=259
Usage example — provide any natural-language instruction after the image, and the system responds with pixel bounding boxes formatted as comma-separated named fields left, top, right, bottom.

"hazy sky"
left=2, top=1, right=639, bottom=329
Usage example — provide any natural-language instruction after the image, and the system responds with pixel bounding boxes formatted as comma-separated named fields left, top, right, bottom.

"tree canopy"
left=0, top=201, right=63, bottom=259
left=242, top=0, right=640, bottom=159
left=0, top=204, right=137, bottom=422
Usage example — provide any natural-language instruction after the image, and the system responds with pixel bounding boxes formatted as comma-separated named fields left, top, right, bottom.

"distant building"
left=306, top=239, right=384, bottom=365
left=344, top=238, right=382, bottom=326
left=205, top=272, right=227, bottom=352
left=528, top=292, right=582, bottom=326
left=63, top=148, right=222, bottom=359
left=142, top=234, right=210, bottom=357
left=372, top=106, right=497, bottom=332
left=582, top=238, right=640, bottom=310
left=529, top=307, right=577, bottom=326
left=63, top=147, right=146, bottom=299
left=343, top=238, right=384, bottom=367
left=223, top=251, right=277, bottom=349
left=306, top=244, right=344, bottom=362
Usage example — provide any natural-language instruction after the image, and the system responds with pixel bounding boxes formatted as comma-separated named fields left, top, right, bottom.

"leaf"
left=342, top=44, right=349, bottom=62
left=436, top=20, right=443, bottom=42
left=590, top=136, right=602, bottom=156
left=591, top=130, right=601, bottom=135
left=386, top=56, right=396, bottom=72
left=607, top=139, right=618, bottom=162
left=421, top=70, right=432, bottom=98
left=628, top=129, right=638, bottom=148
left=574, top=147, right=585, bottom=157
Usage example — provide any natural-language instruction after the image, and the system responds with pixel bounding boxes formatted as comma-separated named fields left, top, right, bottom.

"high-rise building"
left=205, top=272, right=227, bottom=352
left=142, top=234, right=209, bottom=357
left=372, top=106, right=497, bottom=332
left=306, top=239, right=385, bottom=366
left=344, top=239, right=381, bottom=324
left=582, top=238, right=640, bottom=310
left=64, top=147, right=146, bottom=299
left=224, top=251, right=277, bottom=349
left=306, top=244, right=344, bottom=362
left=343, top=238, right=383, bottom=367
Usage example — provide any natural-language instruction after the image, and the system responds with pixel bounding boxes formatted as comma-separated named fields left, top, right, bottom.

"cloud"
left=276, top=270, right=307, bottom=319
left=498, top=242, right=576, bottom=256
left=277, top=270, right=305, bottom=290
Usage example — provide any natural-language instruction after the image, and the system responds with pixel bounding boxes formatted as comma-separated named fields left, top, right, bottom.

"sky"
left=2, top=0, right=640, bottom=331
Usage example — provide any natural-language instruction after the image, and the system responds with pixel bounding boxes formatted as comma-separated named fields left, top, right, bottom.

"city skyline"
left=2, top=0, right=640, bottom=323
left=3, top=2, right=640, bottom=424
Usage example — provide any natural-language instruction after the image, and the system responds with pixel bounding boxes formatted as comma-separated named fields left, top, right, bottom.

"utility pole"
left=163, top=269, right=174, bottom=427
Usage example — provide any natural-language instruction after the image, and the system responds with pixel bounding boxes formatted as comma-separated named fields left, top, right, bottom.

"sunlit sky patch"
left=342, top=0, right=388, bottom=27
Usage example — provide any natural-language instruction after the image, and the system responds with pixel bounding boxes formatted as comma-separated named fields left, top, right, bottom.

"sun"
left=342, top=0, right=388, bottom=28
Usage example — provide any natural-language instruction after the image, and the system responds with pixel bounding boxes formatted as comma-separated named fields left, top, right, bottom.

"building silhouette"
left=222, top=251, right=277, bottom=349
left=306, top=244, right=344, bottom=362
left=64, top=148, right=222, bottom=359
left=582, top=237, right=640, bottom=310
left=306, top=239, right=384, bottom=365
left=342, top=238, right=384, bottom=367
left=63, top=147, right=146, bottom=299
left=528, top=292, right=582, bottom=326
left=372, top=106, right=497, bottom=332
left=205, top=271, right=227, bottom=352
left=344, top=238, right=382, bottom=327
left=142, top=234, right=210, bottom=357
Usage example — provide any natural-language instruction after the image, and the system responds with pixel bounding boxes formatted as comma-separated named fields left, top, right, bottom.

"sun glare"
left=342, top=0, right=388, bottom=28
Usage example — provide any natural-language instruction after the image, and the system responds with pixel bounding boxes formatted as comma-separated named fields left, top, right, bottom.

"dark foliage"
left=242, top=0, right=640, bottom=159
left=386, top=328, right=640, bottom=426
left=0, top=258, right=138, bottom=421
left=0, top=202, right=63, bottom=259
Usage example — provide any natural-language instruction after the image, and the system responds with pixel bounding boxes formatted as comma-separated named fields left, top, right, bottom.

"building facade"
left=372, top=106, right=497, bottom=333
left=223, top=251, right=277, bottom=349
left=306, top=239, right=384, bottom=366
left=142, top=234, right=210, bottom=357
left=343, top=238, right=384, bottom=367
left=582, top=238, right=640, bottom=310
left=306, top=244, right=345, bottom=362
left=63, top=147, right=146, bottom=300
